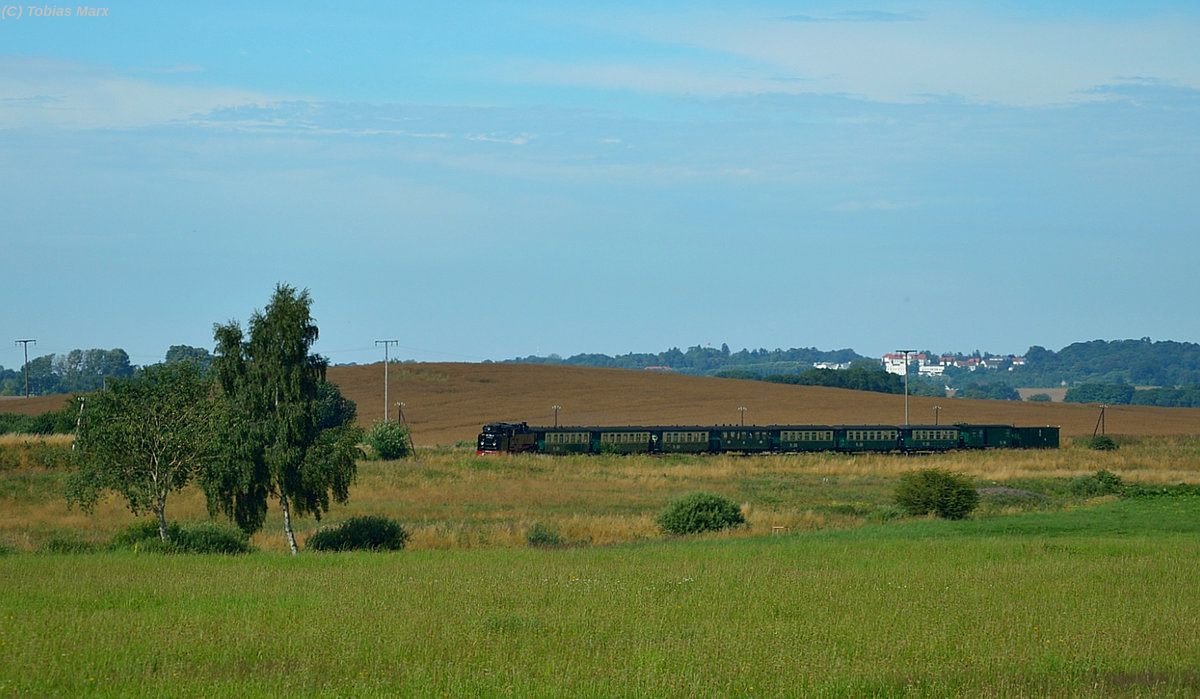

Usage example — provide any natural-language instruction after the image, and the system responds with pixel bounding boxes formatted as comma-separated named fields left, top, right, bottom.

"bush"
left=109, top=519, right=180, bottom=549
left=894, top=469, right=980, bottom=520
left=173, top=522, right=252, bottom=554
left=307, top=515, right=409, bottom=551
left=1089, top=435, right=1119, bottom=451
left=107, top=519, right=251, bottom=554
left=657, top=491, right=746, bottom=535
left=525, top=522, right=565, bottom=548
left=367, top=420, right=411, bottom=460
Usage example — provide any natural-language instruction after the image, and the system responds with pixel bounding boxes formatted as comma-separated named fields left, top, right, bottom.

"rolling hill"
left=326, top=363, right=1200, bottom=446
left=6, top=363, right=1199, bottom=445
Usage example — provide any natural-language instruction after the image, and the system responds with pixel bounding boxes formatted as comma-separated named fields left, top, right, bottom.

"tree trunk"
left=280, top=493, right=298, bottom=555
left=155, top=506, right=171, bottom=542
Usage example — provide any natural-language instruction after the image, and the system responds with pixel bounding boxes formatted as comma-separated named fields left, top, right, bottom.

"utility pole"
left=396, top=402, right=417, bottom=460
left=14, top=339, right=35, bottom=398
left=375, top=340, right=399, bottom=421
left=552, top=404, right=561, bottom=427
left=896, top=349, right=917, bottom=425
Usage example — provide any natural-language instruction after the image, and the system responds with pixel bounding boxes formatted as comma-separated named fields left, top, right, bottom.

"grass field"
left=2, top=498, right=1198, bottom=696
left=2, top=363, right=1199, bottom=695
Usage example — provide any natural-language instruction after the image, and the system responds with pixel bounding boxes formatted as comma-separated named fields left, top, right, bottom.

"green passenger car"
left=900, top=426, right=961, bottom=451
left=660, top=429, right=711, bottom=454
left=775, top=426, right=836, bottom=452
left=837, top=426, right=901, bottom=452
left=596, top=429, right=654, bottom=454
left=539, top=429, right=594, bottom=455
left=715, top=428, right=772, bottom=453
left=959, top=424, right=1014, bottom=448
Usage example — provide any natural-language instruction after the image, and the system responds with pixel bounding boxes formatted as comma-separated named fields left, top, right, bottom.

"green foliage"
left=307, top=515, right=409, bottom=551
left=894, top=469, right=980, bottom=520
left=1069, top=471, right=1120, bottom=498
left=207, top=284, right=363, bottom=553
left=1026, top=393, right=1052, bottom=402
left=525, top=522, right=565, bottom=548
left=0, top=348, right=133, bottom=396
left=0, top=400, right=79, bottom=435
left=164, top=345, right=213, bottom=371
left=66, top=362, right=219, bottom=542
left=1089, top=435, right=1119, bottom=451
left=656, top=491, right=746, bottom=535
left=107, top=519, right=251, bottom=554
left=955, top=382, right=1021, bottom=400
left=367, top=420, right=411, bottom=460
left=109, top=520, right=181, bottom=548
left=37, top=532, right=96, bottom=554
left=764, top=367, right=903, bottom=394
left=314, top=380, right=358, bottom=431
left=1065, top=383, right=1136, bottom=405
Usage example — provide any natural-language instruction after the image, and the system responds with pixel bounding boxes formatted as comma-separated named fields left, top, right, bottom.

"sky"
left=2, top=1, right=1198, bottom=369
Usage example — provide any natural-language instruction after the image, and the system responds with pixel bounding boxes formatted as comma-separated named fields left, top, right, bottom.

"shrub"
left=894, top=469, right=980, bottom=520
left=107, top=519, right=251, bottom=554
left=109, top=519, right=180, bottom=549
left=307, top=515, right=409, bottom=552
left=525, top=522, right=565, bottom=548
left=174, top=521, right=252, bottom=554
left=657, top=491, right=746, bottom=535
left=1089, top=435, right=1119, bottom=451
left=367, top=420, right=411, bottom=460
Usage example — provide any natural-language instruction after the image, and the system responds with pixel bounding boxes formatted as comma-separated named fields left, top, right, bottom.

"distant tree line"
left=508, top=338, right=1200, bottom=399
left=0, top=345, right=216, bottom=397
left=1064, top=383, right=1200, bottom=407
left=506, top=344, right=865, bottom=376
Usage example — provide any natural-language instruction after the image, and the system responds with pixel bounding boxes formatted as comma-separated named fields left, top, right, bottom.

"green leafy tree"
left=367, top=419, right=411, bottom=460
left=65, top=362, right=219, bottom=541
left=205, top=284, right=363, bottom=554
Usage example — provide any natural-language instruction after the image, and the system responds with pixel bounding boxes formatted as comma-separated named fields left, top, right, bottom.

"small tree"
left=367, top=419, right=411, bottom=460
left=657, top=491, right=746, bottom=535
left=894, top=469, right=980, bottom=520
left=66, top=362, right=219, bottom=541
left=205, top=284, right=364, bottom=554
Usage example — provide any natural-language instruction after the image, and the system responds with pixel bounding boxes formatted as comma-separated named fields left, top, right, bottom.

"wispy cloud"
left=0, top=56, right=276, bottom=130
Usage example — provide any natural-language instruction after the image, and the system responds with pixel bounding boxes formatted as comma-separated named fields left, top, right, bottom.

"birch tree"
left=66, top=361, right=218, bottom=541
left=205, top=284, right=361, bottom=554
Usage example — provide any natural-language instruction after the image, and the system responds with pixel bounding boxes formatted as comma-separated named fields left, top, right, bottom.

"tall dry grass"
left=5, top=439, right=1199, bottom=553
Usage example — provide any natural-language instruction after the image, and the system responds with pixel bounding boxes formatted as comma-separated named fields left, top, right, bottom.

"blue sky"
left=2, top=1, right=1198, bottom=368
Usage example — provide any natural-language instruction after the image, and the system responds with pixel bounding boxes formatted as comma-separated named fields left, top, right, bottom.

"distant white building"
left=881, top=352, right=944, bottom=376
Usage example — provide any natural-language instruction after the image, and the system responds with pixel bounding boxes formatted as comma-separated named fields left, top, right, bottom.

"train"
left=477, top=422, right=1059, bottom=455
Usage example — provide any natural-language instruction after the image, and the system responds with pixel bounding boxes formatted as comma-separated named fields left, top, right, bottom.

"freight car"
left=477, top=422, right=1059, bottom=455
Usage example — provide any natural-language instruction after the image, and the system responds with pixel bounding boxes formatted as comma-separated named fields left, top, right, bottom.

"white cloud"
left=0, top=56, right=279, bottom=130
left=516, top=7, right=1200, bottom=106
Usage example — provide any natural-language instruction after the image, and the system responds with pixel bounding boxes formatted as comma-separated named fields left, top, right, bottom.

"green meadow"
left=2, top=497, right=1199, bottom=697
left=2, top=437, right=1200, bottom=696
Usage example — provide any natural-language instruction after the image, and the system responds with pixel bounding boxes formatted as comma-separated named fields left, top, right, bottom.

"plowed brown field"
left=7, top=363, right=1199, bottom=446
left=329, top=363, right=1200, bottom=446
